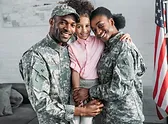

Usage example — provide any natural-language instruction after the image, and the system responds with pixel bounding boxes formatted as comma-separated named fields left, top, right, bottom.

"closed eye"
left=98, top=23, right=104, bottom=28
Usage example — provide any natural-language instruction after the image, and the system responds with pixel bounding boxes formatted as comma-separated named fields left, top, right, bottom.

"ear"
left=49, top=18, right=54, bottom=27
left=109, top=18, right=115, bottom=26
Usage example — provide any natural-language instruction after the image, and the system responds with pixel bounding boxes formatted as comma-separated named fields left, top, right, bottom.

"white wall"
left=0, top=0, right=155, bottom=86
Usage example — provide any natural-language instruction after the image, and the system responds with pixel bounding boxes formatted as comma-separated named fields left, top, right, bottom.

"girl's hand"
left=73, top=88, right=89, bottom=105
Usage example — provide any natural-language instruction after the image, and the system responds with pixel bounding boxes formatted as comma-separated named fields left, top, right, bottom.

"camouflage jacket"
left=90, top=32, right=146, bottom=124
left=19, top=35, right=74, bottom=124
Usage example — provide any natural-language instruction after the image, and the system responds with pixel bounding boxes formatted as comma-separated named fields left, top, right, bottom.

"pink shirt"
left=68, top=36, right=104, bottom=79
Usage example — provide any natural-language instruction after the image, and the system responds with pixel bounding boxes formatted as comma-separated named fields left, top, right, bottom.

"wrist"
left=80, top=106, right=86, bottom=116
left=73, top=87, right=79, bottom=90
left=74, top=106, right=86, bottom=116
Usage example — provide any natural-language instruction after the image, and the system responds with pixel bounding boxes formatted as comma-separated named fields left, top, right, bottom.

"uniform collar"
left=106, top=32, right=124, bottom=44
left=104, top=32, right=124, bottom=50
left=46, top=34, right=67, bottom=52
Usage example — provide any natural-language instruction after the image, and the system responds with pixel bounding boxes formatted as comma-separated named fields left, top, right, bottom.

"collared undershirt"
left=68, top=36, right=104, bottom=79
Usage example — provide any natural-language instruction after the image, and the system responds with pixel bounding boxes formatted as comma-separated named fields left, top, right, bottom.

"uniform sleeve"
left=68, top=45, right=81, bottom=73
left=19, top=50, right=75, bottom=121
left=89, top=47, right=136, bottom=101
left=130, top=43, right=146, bottom=99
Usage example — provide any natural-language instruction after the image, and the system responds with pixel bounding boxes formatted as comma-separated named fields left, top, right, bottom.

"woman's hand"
left=120, top=33, right=132, bottom=42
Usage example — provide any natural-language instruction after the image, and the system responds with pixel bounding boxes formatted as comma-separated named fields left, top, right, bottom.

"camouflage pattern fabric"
left=90, top=32, right=146, bottom=124
left=19, top=35, right=74, bottom=124
left=51, top=4, right=79, bottom=20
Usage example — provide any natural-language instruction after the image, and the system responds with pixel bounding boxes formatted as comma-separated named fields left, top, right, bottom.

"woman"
left=75, top=6, right=146, bottom=124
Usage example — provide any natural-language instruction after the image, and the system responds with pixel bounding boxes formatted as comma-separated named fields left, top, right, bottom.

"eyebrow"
left=96, top=21, right=101, bottom=26
left=61, top=18, right=76, bottom=24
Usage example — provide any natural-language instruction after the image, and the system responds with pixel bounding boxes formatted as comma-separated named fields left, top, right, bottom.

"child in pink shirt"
left=68, top=13, right=104, bottom=124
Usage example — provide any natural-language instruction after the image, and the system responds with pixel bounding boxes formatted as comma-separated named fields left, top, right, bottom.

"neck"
left=59, top=42, right=68, bottom=46
left=49, top=33, right=62, bottom=44
left=109, top=29, right=119, bottom=39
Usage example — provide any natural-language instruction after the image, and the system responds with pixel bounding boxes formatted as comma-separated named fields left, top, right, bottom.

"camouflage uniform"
left=19, top=35, right=74, bottom=124
left=19, top=4, right=80, bottom=124
left=90, top=32, right=146, bottom=124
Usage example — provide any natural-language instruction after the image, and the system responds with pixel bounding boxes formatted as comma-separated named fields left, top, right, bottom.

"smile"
left=61, top=32, right=71, bottom=38
left=99, top=31, right=106, bottom=38
left=81, top=33, right=89, bottom=37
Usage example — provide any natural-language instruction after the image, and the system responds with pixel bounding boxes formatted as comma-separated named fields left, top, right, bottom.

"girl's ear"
left=109, top=18, right=115, bottom=26
left=49, top=18, right=54, bottom=27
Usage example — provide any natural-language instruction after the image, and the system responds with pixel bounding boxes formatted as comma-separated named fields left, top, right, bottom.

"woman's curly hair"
left=59, top=0, right=94, bottom=17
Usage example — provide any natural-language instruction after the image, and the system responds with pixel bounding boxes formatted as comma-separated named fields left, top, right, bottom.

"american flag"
left=153, top=0, right=168, bottom=119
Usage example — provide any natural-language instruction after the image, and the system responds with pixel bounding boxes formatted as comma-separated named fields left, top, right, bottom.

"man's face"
left=91, top=15, right=114, bottom=42
left=50, top=14, right=77, bottom=43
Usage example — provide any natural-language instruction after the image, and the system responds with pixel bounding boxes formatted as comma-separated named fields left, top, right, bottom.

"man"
left=19, top=4, right=103, bottom=124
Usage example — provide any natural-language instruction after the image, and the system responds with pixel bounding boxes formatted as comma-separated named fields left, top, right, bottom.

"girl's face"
left=76, top=16, right=91, bottom=40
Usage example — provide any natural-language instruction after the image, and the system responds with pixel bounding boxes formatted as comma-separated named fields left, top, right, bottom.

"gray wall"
left=0, top=0, right=155, bottom=86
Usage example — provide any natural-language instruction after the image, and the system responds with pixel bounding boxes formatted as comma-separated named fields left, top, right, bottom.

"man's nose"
left=64, top=24, right=71, bottom=32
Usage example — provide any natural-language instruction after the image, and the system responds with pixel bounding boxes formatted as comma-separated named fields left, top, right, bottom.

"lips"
left=81, top=33, right=89, bottom=37
left=61, top=32, right=71, bottom=39
left=98, top=31, right=106, bottom=39
left=100, top=32, right=105, bottom=37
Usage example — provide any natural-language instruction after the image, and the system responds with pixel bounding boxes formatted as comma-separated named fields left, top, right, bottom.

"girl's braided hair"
left=59, top=0, right=94, bottom=17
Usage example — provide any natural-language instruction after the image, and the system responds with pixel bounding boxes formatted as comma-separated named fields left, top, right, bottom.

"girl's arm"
left=72, top=69, right=80, bottom=89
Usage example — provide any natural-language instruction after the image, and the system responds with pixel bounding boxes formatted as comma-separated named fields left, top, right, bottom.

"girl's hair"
left=59, top=0, right=94, bottom=17
left=90, top=7, right=125, bottom=30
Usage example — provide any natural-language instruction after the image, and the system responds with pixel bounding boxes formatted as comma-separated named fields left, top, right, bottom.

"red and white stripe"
left=153, top=2, right=168, bottom=119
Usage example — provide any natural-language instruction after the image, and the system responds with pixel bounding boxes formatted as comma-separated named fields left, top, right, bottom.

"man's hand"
left=82, top=99, right=104, bottom=117
left=73, top=88, right=89, bottom=105
left=74, top=99, right=104, bottom=117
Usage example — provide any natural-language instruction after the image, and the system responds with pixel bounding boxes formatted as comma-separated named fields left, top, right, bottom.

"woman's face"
left=91, top=15, right=114, bottom=42
left=76, top=16, right=91, bottom=40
